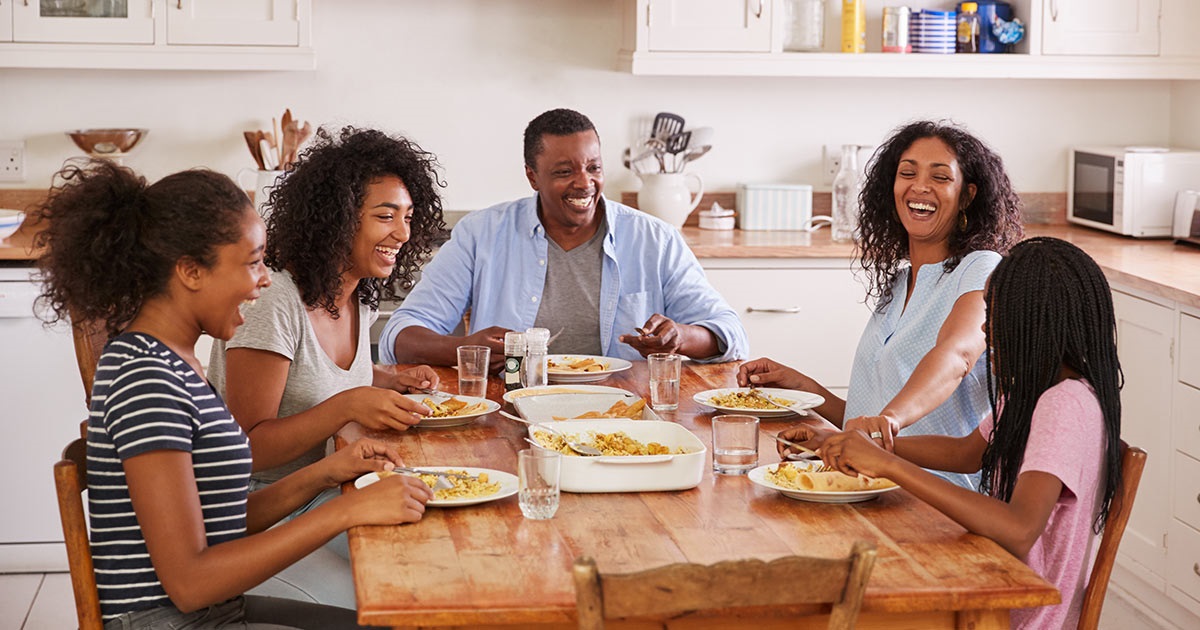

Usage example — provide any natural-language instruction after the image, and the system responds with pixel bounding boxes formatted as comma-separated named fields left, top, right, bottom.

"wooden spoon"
left=244, top=131, right=265, bottom=170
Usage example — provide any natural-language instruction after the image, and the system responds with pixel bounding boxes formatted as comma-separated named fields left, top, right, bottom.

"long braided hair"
left=981, top=237, right=1123, bottom=533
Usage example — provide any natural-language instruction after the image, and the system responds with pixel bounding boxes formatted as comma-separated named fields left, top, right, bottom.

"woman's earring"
left=959, top=212, right=968, bottom=230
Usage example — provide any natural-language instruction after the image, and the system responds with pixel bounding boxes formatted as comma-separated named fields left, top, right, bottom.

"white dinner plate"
left=354, top=467, right=518, bottom=507
left=747, top=463, right=900, bottom=504
left=693, top=387, right=825, bottom=417
left=502, top=384, right=635, bottom=404
left=403, top=394, right=500, bottom=428
left=545, top=355, right=632, bottom=383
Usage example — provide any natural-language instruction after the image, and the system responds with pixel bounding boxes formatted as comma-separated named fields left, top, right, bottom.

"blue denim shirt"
left=379, top=195, right=748, bottom=364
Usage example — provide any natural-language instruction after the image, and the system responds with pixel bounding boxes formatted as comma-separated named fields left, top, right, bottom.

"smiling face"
left=196, top=206, right=271, bottom=341
left=347, top=175, right=414, bottom=280
left=893, top=136, right=977, bottom=252
left=525, top=130, right=604, bottom=231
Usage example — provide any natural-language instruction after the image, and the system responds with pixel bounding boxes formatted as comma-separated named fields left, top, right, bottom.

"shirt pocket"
left=615, top=290, right=651, bottom=335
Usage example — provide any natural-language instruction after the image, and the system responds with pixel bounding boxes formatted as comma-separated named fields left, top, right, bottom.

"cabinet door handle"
left=1194, top=562, right=1200, bottom=577
left=754, top=0, right=763, bottom=19
left=1050, top=0, right=1058, bottom=22
left=746, top=306, right=802, bottom=314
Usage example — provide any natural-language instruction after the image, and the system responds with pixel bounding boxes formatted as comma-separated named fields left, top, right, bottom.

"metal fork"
left=748, top=387, right=808, bottom=416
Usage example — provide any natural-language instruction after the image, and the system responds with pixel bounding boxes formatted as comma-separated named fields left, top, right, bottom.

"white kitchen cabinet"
left=702, top=258, right=871, bottom=399
left=0, top=0, right=312, bottom=70
left=1111, top=287, right=1173, bottom=582
left=1042, top=0, right=1160, bottom=56
left=12, top=0, right=154, bottom=44
left=166, top=0, right=300, bottom=46
left=0, top=0, right=13, bottom=41
left=621, top=0, right=1200, bottom=78
left=643, top=0, right=772, bottom=52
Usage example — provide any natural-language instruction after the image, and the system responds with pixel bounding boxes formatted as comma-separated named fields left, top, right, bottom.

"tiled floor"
left=0, top=571, right=1183, bottom=630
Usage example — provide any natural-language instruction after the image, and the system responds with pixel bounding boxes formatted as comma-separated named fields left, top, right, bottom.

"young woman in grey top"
left=209, top=127, right=446, bottom=486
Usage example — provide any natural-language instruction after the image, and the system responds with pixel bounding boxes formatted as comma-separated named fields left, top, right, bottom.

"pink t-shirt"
left=978, top=378, right=1106, bottom=630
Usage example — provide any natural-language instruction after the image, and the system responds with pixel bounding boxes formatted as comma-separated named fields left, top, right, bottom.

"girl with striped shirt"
left=34, top=161, right=434, bottom=629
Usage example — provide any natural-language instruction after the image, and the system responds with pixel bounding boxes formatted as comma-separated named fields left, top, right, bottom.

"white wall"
left=1170, top=82, right=1200, bottom=148
left=0, top=0, right=1175, bottom=210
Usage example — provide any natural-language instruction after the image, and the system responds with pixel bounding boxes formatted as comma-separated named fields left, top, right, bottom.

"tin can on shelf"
left=882, top=6, right=912, bottom=53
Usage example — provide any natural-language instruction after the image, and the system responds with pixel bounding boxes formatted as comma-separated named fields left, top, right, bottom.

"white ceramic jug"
left=636, top=172, right=704, bottom=229
left=237, top=169, right=285, bottom=219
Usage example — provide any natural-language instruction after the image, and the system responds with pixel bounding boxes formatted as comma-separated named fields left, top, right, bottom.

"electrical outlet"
left=822, top=145, right=841, bottom=186
left=0, top=141, right=26, bottom=182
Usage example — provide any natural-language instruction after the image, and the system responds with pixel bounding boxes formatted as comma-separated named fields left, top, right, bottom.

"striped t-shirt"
left=87, top=332, right=252, bottom=621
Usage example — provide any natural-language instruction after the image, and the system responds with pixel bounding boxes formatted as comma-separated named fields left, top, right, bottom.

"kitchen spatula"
left=651, top=112, right=685, bottom=172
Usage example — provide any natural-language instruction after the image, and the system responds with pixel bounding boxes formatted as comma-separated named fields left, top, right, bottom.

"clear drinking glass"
left=456, top=345, right=490, bottom=398
left=517, top=448, right=561, bottom=520
left=647, top=353, right=682, bottom=411
left=711, top=415, right=759, bottom=475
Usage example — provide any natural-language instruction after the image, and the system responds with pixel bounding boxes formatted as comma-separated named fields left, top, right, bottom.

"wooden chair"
left=1078, top=440, right=1147, bottom=630
left=54, top=438, right=103, bottom=630
left=573, top=541, right=877, bottom=630
left=70, top=314, right=108, bottom=407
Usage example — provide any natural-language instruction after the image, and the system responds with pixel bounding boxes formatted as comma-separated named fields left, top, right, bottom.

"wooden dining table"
left=336, top=361, right=1058, bottom=629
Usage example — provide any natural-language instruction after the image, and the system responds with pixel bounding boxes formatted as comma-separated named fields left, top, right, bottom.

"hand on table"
left=384, top=364, right=440, bottom=394
left=843, top=414, right=900, bottom=452
left=776, top=424, right=838, bottom=458
left=319, top=437, right=404, bottom=486
left=348, top=471, right=434, bottom=526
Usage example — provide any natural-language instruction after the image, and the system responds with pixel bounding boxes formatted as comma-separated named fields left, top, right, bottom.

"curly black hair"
left=264, top=126, right=447, bottom=318
left=981, top=237, right=1123, bottom=534
left=858, top=120, right=1024, bottom=310
left=523, top=108, right=597, bottom=170
left=33, top=160, right=251, bottom=337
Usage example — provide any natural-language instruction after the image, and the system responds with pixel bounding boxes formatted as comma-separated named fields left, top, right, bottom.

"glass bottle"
left=831, top=144, right=861, bottom=243
left=783, top=0, right=825, bottom=52
left=523, top=328, right=550, bottom=388
left=504, top=332, right=526, bottom=392
left=956, top=2, right=981, bottom=53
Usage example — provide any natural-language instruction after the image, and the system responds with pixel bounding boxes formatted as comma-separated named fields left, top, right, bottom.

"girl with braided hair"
left=813, top=237, right=1123, bottom=629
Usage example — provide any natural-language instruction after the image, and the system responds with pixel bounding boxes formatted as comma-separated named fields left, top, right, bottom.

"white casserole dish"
left=526, top=419, right=706, bottom=493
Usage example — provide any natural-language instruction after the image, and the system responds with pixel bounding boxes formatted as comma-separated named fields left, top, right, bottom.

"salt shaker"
left=504, top=332, right=526, bottom=392
left=523, top=328, right=550, bottom=388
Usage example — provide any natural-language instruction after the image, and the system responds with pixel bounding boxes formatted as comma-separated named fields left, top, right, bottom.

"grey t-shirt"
left=208, top=270, right=376, bottom=484
left=534, top=220, right=605, bottom=355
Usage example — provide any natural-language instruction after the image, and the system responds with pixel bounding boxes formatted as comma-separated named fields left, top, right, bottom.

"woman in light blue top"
left=739, top=120, right=1024, bottom=488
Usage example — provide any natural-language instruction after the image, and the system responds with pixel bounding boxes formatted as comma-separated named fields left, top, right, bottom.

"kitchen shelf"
left=620, top=50, right=1200, bottom=80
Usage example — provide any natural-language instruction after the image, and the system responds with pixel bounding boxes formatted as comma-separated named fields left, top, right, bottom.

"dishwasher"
left=0, top=265, right=87, bottom=572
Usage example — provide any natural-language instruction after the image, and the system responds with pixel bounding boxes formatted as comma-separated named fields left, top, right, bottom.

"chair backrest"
left=573, top=541, right=876, bottom=630
left=1077, top=439, right=1147, bottom=630
left=54, top=438, right=103, bottom=630
left=70, top=315, right=108, bottom=407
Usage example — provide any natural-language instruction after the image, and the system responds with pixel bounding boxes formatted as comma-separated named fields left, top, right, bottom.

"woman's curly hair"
left=265, top=126, right=447, bottom=318
left=33, top=160, right=251, bottom=337
left=858, top=120, right=1024, bottom=311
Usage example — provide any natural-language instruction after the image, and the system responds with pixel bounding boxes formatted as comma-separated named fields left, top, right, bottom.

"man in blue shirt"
left=379, top=108, right=747, bottom=367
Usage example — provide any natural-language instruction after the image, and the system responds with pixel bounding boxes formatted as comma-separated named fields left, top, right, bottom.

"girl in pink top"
left=804, top=237, right=1124, bottom=629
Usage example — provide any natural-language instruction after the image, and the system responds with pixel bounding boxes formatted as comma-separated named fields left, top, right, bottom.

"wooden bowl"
left=67, top=128, right=148, bottom=155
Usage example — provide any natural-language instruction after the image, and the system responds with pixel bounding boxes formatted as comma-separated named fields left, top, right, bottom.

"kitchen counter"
left=5, top=214, right=1198, bottom=308
left=681, top=225, right=1200, bottom=310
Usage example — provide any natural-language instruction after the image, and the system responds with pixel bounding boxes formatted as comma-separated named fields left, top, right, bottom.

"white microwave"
left=1068, top=146, right=1200, bottom=238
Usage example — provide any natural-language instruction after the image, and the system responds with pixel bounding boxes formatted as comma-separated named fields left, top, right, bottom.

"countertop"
left=5, top=217, right=1198, bottom=309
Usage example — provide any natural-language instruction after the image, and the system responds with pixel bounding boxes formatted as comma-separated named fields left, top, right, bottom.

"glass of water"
left=456, top=345, right=490, bottom=398
left=517, top=448, right=560, bottom=520
left=647, top=352, right=682, bottom=411
left=711, top=414, right=759, bottom=475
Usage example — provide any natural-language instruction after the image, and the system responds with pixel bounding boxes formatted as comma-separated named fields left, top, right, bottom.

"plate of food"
left=693, top=387, right=825, bottom=417
left=545, top=355, right=632, bottom=383
left=748, top=461, right=899, bottom=504
left=404, top=394, right=500, bottom=428
left=502, top=384, right=635, bottom=404
left=354, top=467, right=518, bottom=507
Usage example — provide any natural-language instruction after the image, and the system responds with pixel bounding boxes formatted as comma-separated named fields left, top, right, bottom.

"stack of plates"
left=910, top=9, right=956, bottom=54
